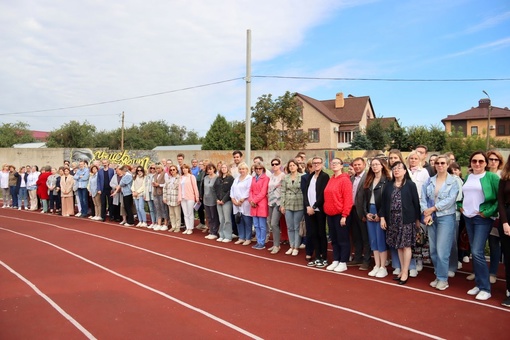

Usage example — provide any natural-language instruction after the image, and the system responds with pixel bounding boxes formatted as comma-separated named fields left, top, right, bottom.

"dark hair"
left=136, top=167, right=145, bottom=176
left=364, top=158, right=390, bottom=189
left=390, top=161, right=411, bottom=182
left=447, top=162, right=462, bottom=178
left=90, top=165, right=99, bottom=172
left=205, top=163, right=217, bottom=173
left=416, top=145, right=428, bottom=152
left=233, top=150, right=243, bottom=157
left=177, top=153, right=185, bottom=159
left=468, top=150, right=488, bottom=171
left=352, top=157, right=365, bottom=164
left=286, top=159, right=303, bottom=173
left=501, top=154, right=510, bottom=181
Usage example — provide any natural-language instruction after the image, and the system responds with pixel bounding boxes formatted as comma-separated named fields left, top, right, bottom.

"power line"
left=0, top=78, right=243, bottom=116
left=252, top=75, right=510, bottom=82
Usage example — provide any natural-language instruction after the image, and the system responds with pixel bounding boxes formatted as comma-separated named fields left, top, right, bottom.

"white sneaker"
left=141, top=222, right=147, bottom=227
left=375, top=267, right=388, bottom=278
left=334, top=262, right=347, bottom=273
left=393, top=268, right=401, bottom=275
left=409, top=269, right=418, bottom=277
left=463, top=256, right=470, bottom=263
left=475, top=291, right=491, bottom=301
left=147, top=224, right=154, bottom=229
left=368, top=266, right=380, bottom=277
left=222, top=239, right=232, bottom=243
left=326, top=261, right=339, bottom=271
left=430, top=279, right=439, bottom=288
left=75, top=213, right=82, bottom=217
left=160, top=225, right=168, bottom=231
left=436, top=281, right=449, bottom=291
left=416, top=260, right=423, bottom=272
left=124, top=223, right=133, bottom=227
left=136, top=222, right=141, bottom=227
left=216, top=238, right=224, bottom=242
left=457, top=261, right=462, bottom=270
left=18, top=207, right=21, bottom=210
left=153, top=225, right=161, bottom=231
left=448, top=271, right=456, bottom=278
left=467, top=287, right=480, bottom=296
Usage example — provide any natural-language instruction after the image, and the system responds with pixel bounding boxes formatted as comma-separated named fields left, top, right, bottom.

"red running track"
left=1, top=208, right=509, bottom=339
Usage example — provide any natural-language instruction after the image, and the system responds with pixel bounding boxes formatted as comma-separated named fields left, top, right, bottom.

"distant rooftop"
left=153, top=144, right=202, bottom=151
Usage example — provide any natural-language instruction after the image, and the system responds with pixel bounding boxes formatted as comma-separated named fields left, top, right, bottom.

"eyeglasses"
left=330, top=161, right=341, bottom=165
left=271, top=163, right=280, bottom=166
left=435, top=162, right=447, bottom=166
left=488, top=158, right=499, bottom=162
left=255, top=167, right=263, bottom=170
left=137, top=169, right=143, bottom=172
left=149, top=167, right=155, bottom=170
left=170, top=169, right=176, bottom=172
left=392, top=167, right=405, bottom=171
left=312, top=162, right=322, bottom=165
left=471, top=159, right=485, bottom=164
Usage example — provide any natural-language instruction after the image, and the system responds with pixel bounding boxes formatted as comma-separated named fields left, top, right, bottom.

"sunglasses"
left=471, top=159, right=485, bottom=164
left=488, top=158, right=499, bottom=162
left=170, top=169, right=177, bottom=172
left=149, top=167, right=155, bottom=170
left=435, top=162, right=447, bottom=165
left=255, top=167, right=263, bottom=170
left=271, top=163, right=280, bottom=166
left=137, top=169, right=143, bottom=172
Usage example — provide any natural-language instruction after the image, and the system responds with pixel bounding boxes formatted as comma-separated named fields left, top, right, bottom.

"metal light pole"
left=482, top=90, right=491, bottom=151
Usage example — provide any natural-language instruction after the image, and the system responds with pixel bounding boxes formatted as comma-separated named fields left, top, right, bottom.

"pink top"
left=180, top=174, right=199, bottom=201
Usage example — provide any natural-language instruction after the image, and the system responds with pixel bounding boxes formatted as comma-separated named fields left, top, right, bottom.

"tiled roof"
left=442, top=105, right=510, bottom=123
left=295, top=93, right=374, bottom=123
left=31, top=130, right=50, bottom=140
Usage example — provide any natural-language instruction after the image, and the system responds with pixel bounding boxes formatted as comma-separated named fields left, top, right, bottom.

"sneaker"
left=147, top=224, right=154, bottom=229
left=285, top=248, right=293, bottom=255
left=430, top=279, right=439, bottom=288
left=252, top=243, right=265, bottom=250
left=326, top=261, right=339, bottom=271
left=160, top=225, right=168, bottom=231
left=75, top=213, right=82, bottom=217
left=141, top=222, right=147, bottom=227
left=490, top=275, right=497, bottom=284
left=205, top=235, right=213, bottom=239
left=368, top=266, right=380, bottom=277
left=153, top=225, right=161, bottom=231
left=502, top=296, right=510, bottom=307
left=375, top=267, right=388, bottom=278
left=436, top=281, right=449, bottom=291
left=467, top=287, right=480, bottom=296
left=291, top=249, right=299, bottom=256
left=457, top=261, right=463, bottom=270
left=234, top=239, right=244, bottom=245
left=232, top=234, right=238, bottom=239
left=416, top=260, right=423, bottom=272
left=392, top=268, right=401, bottom=275
left=448, top=271, right=456, bottom=278
left=222, top=239, right=232, bottom=243
left=136, top=222, right=141, bottom=227
left=359, top=263, right=369, bottom=271
left=298, top=244, right=305, bottom=249
left=18, top=207, right=21, bottom=210
left=242, top=240, right=251, bottom=246
left=316, top=260, right=327, bottom=268
left=217, top=238, right=224, bottom=242
left=307, top=260, right=316, bottom=267
left=124, top=223, right=133, bottom=227
left=466, top=273, right=475, bottom=281
left=475, top=291, right=491, bottom=301
left=409, top=269, right=418, bottom=277
left=334, top=262, right=348, bottom=273
left=463, top=256, right=470, bottom=263
left=119, top=221, right=126, bottom=225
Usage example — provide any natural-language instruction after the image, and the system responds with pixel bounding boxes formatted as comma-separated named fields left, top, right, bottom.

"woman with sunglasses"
left=144, top=164, right=157, bottom=228
left=132, top=166, right=147, bottom=227
left=163, top=165, right=182, bottom=232
left=280, top=158, right=304, bottom=256
left=180, top=164, right=199, bottom=235
left=249, top=161, right=270, bottom=250
left=420, top=155, right=459, bottom=291
left=460, top=151, right=500, bottom=301
left=267, top=158, right=285, bottom=254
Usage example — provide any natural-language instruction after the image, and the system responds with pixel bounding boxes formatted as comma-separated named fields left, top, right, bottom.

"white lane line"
left=0, top=260, right=97, bottom=340
left=1, top=225, right=443, bottom=339
left=0, top=228, right=262, bottom=340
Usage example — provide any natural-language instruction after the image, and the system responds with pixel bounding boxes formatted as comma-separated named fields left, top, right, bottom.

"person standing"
left=163, top=165, right=181, bottom=232
left=73, top=161, right=90, bottom=217
left=304, top=156, right=330, bottom=268
left=17, top=166, right=28, bottom=210
left=497, top=154, right=510, bottom=307
left=347, top=157, right=371, bottom=270
left=180, top=164, right=199, bottom=234
left=215, top=163, right=234, bottom=242
left=421, top=155, right=459, bottom=291
left=203, top=164, right=219, bottom=240
left=37, top=166, right=51, bottom=213
left=152, top=164, right=168, bottom=229
left=47, top=167, right=59, bottom=214
left=8, top=166, right=19, bottom=209
left=249, top=161, right=270, bottom=250
left=88, top=165, right=102, bottom=221
left=323, top=158, right=353, bottom=273
left=132, top=166, right=147, bottom=227
left=268, top=158, right=285, bottom=252
left=115, top=165, right=134, bottom=226
left=460, top=151, right=499, bottom=301
left=231, top=162, right=252, bottom=245
left=60, top=167, right=75, bottom=217
left=26, top=165, right=39, bottom=211
left=97, top=159, right=114, bottom=222
left=144, top=164, right=157, bottom=228
left=280, top=159, right=304, bottom=256
left=380, top=162, right=421, bottom=285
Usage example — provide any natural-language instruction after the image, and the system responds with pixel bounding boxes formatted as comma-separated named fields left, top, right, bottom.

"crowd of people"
left=1, top=147, right=509, bottom=307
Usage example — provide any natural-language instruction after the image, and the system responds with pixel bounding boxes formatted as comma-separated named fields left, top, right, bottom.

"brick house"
left=442, top=99, right=510, bottom=141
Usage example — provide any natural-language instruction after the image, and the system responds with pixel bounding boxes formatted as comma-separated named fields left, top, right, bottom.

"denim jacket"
left=420, top=173, right=459, bottom=217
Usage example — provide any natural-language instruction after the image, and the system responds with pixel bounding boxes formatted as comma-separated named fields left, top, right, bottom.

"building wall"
left=299, top=100, right=337, bottom=149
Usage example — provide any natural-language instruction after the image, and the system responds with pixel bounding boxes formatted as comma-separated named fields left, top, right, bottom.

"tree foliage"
left=46, top=120, right=97, bottom=148
left=365, top=118, right=390, bottom=151
left=0, top=122, right=36, bottom=147
left=348, top=131, right=373, bottom=150
left=202, top=114, right=235, bottom=150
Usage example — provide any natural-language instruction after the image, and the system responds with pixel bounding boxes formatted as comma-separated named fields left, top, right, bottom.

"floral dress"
left=386, top=186, right=415, bottom=249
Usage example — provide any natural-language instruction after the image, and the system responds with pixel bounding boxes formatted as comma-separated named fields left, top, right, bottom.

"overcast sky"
left=1, top=0, right=509, bottom=137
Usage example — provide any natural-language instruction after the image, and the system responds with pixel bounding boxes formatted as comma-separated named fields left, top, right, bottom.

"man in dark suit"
left=97, top=159, right=115, bottom=221
left=347, top=157, right=371, bottom=270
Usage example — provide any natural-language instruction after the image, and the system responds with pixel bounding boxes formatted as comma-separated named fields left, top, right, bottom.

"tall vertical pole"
left=245, top=29, right=252, bottom=164
left=121, top=111, right=125, bottom=152
left=483, top=90, right=491, bottom=151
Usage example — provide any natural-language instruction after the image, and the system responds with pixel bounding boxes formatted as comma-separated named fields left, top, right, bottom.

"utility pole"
left=483, top=91, right=491, bottom=151
left=245, top=29, right=252, bottom=164
left=121, top=111, right=125, bottom=151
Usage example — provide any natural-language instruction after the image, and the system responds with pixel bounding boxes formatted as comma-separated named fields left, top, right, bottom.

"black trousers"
left=349, top=207, right=371, bottom=263
left=309, top=210, right=328, bottom=261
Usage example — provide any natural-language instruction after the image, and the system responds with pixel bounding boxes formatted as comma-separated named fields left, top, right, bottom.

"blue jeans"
left=253, top=216, right=267, bottom=246
left=367, top=204, right=387, bottom=252
left=464, top=215, right=492, bottom=293
left=217, top=201, right=233, bottom=240
left=9, top=186, right=18, bottom=207
left=17, top=187, right=27, bottom=208
left=449, top=218, right=460, bottom=272
left=77, top=188, right=88, bottom=216
left=146, top=199, right=155, bottom=224
left=285, top=209, right=304, bottom=248
left=238, top=214, right=253, bottom=241
left=428, top=213, right=456, bottom=281
left=134, top=196, right=146, bottom=223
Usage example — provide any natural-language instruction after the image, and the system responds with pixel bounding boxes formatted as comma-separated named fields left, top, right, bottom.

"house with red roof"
left=442, top=99, right=510, bottom=141
left=295, top=92, right=395, bottom=150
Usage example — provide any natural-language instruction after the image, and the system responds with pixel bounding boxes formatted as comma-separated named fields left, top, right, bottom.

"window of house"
left=497, top=125, right=506, bottom=136
left=340, top=132, right=352, bottom=143
left=471, top=126, right=478, bottom=135
left=308, top=129, right=319, bottom=143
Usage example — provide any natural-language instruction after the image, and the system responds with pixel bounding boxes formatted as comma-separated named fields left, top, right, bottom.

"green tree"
left=388, top=120, right=409, bottom=150
left=202, top=114, right=235, bottom=150
left=0, top=122, right=36, bottom=147
left=365, top=118, right=390, bottom=151
left=230, top=120, right=246, bottom=150
left=348, top=131, right=373, bottom=150
left=428, top=124, right=447, bottom=152
left=251, top=91, right=307, bottom=150
left=95, top=129, right=121, bottom=149
left=46, top=120, right=97, bottom=148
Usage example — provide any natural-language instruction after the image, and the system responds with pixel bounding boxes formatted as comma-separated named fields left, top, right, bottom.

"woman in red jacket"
left=37, top=165, right=51, bottom=213
left=324, top=158, right=353, bottom=273
left=249, top=161, right=270, bottom=250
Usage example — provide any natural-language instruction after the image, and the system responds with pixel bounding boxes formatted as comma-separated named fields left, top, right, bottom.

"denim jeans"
left=77, top=188, right=88, bottom=216
left=285, top=209, right=304, bottom=248
left=134, top=196, right=146, bottom=223
left=238, top=214, right=253, bottom=241
left=253, top=216, right=267, bottom=246
left=464, top=215, right=492, bottom=293
left=217, top=201, right=232, bottom=240
left=367, top=204, right=387, bottom=252
left=428, top=213, right=456, bottom=281
left=9, top=186, right=18, bottom=207
left=17, top=187, right=27, bottom=208
left=146, top=199, right=155, bottom=224
left=449, top=218, right=460, bottom=272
